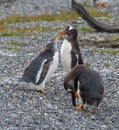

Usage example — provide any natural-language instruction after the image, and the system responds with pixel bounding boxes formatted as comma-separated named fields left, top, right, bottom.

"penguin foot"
left=74, top=105, right=83, bottom=110
left=36, top=88, right=47, bottom=94
left=73, top=91, right=80, bottom=98
left=40, top=88, right=47, bottom=94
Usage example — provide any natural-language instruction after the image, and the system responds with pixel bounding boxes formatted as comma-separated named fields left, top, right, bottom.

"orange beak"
left=73, top=91, right=80, bottom=98
left=55, top=31, right=66, bottom=38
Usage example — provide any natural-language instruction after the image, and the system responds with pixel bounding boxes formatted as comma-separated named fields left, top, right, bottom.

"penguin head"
left=46, top=31, right=66, bottom=51
left=64, top=26, right=78, bottom=40
left=64, top=79, right=80, bottom=98
left=46, top=39, right=56, bottom=50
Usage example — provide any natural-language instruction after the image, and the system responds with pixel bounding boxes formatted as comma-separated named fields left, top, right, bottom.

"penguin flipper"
left=71, top=51, right=78, bottom=68
left=71, top=49, right=83, bottom=68
left=35, top=60, right=51, bottom=85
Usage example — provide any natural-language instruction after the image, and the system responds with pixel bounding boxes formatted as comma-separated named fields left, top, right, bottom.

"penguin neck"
left=67, top=37, right=77, bottom=47
left=67, top=34, right=77, bottom=41
left=67, top=36, right=77, bottom=43
left=53, top=38, right=58, bottom=51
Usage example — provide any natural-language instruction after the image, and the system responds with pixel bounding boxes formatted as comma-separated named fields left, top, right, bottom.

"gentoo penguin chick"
left=64, top=65, right=104, bottom=112
left=60, top=26, right=83, bottom=73
left=20, top=32, right=64, bottom=93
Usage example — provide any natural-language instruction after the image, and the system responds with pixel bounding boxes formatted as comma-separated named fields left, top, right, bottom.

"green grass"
left=90, top=49, right=119, bottom=55
left=0, top=45, right=20, bottom=50
left=0, top=11, right=79, bottom=25
left=0, top=26, right=62, bottom=36
left=0, top=9, right=110, bottom=36
left=0, top=9, right=110, bottom=25
left=81, top=2, right=91, bottom=7
left=0, top=41, right=28, bottom=50
left=88, top=8, right=110, bottom=18
left=85, top=62, right=91, bottom=66
left=8, top=41, right=28, bottom=45
left=106, top=35, right=119, bottom=41
left=78, top=26, right=94, bottom=31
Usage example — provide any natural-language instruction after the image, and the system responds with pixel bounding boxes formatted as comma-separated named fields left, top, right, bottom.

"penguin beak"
left=55, top=31, right=66, bottom=38
left=73, top=91, right=80, bottom=98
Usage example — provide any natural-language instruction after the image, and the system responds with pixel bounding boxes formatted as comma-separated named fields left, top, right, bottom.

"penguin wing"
left=35, top=59, right=51, bottom=85
left=71, top=49, right=83, bottom=68
left=71, top=50, right=79, bottom=68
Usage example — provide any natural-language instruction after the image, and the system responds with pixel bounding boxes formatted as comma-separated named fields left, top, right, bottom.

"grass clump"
left=0, top=11, right=79, bottom=24
left=90, top=49, right=119, bottom=55
left=106, top=35, right=119, bottom=41
left=81, top=2, right=91, bottom=7
left=0, top=9, right=109, bottom=25
left=0, top=41, right=28, bottom=50
left=0, top=26, right=61, bottom=36
left=0, top=45, right=20, bottom=50
left=8, top=41, right=27, bottom=45
left=78, top=26, right=94, bottom=31
left=87, top=8, right=110, bottom=18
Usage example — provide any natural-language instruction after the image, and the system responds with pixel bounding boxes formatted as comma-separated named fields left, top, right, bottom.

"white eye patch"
left=69, top=26, right=74, bottom=30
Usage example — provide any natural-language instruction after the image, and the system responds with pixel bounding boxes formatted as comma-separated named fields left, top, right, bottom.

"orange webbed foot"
left=40, top=88, right=47, bottom=94
left=74, top=105, right=84, bottom=110
left=36, top=88, right=47, bottom=94
left=73, top=91, right=80, bottom=98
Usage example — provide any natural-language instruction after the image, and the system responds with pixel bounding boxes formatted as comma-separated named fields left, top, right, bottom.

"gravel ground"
left=0, top=0, right=119, bottom=130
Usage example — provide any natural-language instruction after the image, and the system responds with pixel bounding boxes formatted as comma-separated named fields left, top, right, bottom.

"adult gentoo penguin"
left=64, top=65, right=104, bottom=112
left=60, top=26, right=83, bottom=73
left=20, top=32, right=64, bottom=93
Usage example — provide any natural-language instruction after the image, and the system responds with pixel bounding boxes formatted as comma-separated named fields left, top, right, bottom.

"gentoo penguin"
left=20, top=32, right=64, bottom=93
left=60, top=26, right=83, bottom=73
left=64, top=65, right=104, bottom=112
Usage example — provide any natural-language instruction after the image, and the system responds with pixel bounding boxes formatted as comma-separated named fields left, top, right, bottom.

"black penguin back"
left=64, top=65, right=104, bottom=110
left=77, top=66, right=104, bottom=107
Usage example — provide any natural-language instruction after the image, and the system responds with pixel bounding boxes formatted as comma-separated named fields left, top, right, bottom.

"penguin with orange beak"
left=64, top=65, right=104, bottom=112
left=60, top=26, right=83, bottom=73
left=20, top=32, right=64, bottom=93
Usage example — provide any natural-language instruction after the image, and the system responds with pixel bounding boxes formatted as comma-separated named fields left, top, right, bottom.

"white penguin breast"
left=60, top=39, right=72, bottom=73
left=44, top=51, right=59, bottom=82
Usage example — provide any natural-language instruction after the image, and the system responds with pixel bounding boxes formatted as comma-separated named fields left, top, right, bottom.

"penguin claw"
left=74, top=105, right=83, bottom=110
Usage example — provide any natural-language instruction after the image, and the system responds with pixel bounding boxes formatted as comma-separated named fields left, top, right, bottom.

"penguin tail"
left=17, top=81, right=30, bottom=89
left=91, top=105, right=98, bottom=114
left=17, top=81, right=44, bottom=91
